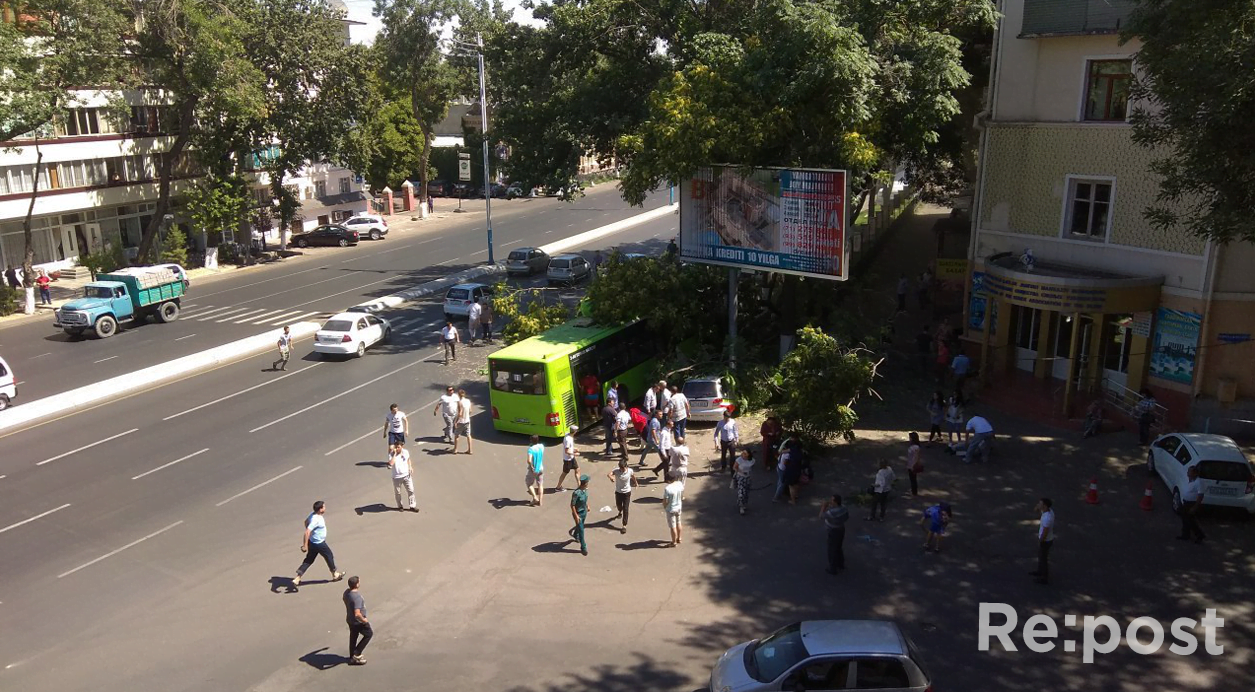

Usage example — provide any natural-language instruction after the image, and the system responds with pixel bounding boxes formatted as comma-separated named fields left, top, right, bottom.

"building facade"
left=966, top=0, right=1255, bottom=430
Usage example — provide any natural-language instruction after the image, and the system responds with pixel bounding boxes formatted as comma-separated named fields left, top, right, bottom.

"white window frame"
left=1077, top=55, right=1134, bottom=123
left=314, top=180, right=328, bottom=198
left=1059, top=174, right=1116, bottom=243
left=338, top=176, right=351, bottom=194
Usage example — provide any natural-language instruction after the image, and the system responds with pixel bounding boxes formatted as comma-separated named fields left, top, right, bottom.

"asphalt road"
left=0, top=185, right=668, bottom=402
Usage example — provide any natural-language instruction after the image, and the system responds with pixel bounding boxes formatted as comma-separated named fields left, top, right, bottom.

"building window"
left=304, top=186, right=314, bottom=200
left=1063, top=177, right=1114, bottom=240
left=55, top=108, right=108, bottom=136
left=338, top=176, right=351, bottom=194
left=1084, top=60, right=1132, bottom=122
left=254, top=188, right=272, bottom=207
left=315, top=180, right=327, bottom=198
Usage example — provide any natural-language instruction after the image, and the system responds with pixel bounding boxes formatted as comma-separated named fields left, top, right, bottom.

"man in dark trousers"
left=1177, top=466, right=1207, bottom=543
left=818, top=494, right=849, bottom=575
left=569, top=474, right=590, bottom=556
left=294, top=500, right=344, bottom=587
left=343, top=575, right=372, bottom=665
left=1030, top=498, right=1054, bottom=585
left=601, top=400, right=618, bottom=456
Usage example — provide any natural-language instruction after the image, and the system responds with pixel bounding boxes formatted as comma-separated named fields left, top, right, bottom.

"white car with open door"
left=312, top=312, right=392, bottom=358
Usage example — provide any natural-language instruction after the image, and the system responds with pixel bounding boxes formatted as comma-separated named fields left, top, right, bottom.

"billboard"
left=679, top=166, right=848, bottom=280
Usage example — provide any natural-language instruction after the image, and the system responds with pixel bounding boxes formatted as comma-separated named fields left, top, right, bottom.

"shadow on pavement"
left=501, top=655, right=694, bottom=692
left=354, top=503, right=391, bottom=515
left=615, top=539, right=672, bottom=551
left=488, top=497, right=533, bottom=509
left=531, top=540, right=581, bottom=554
left=299, top=647, right=346, bottom=671
left=267, top=576, right=298, bottom=594
left=355, top=461, right=388, bottom=468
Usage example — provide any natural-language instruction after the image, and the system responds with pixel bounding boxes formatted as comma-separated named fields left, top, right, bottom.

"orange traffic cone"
left=1139, top=481, right=1154, bottom=511
left=1085, top=477, right=1100, bottom=505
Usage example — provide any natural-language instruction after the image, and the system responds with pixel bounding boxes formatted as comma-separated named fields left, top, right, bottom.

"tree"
left=363, top=99, right=426, bottom=190
left=181, top=174, right=250, bottom=254
left=583, top=254, right=726, bottom=354
left=1122, top=0, right=1255, bottom=244
left=771, top=326, right=877, bottom=443
left=488, top=283, right=570, bottom=344
left=160, top=225, right=189, bottom=266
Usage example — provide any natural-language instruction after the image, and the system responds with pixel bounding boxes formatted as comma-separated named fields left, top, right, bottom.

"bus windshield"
left=491, top=360, right=547, bottom=395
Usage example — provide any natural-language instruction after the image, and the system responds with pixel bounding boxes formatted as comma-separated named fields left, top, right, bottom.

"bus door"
left=569, top=344, right=601, bottom=428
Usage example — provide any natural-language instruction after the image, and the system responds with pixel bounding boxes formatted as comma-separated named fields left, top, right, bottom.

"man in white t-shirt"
left=433, top=386, right=460, bottom=443
left=273, top=325, right=292, bottom=371
left=614, top=404, right=631, bottom=461
left=663, top=474, right=684, bottom=547
left=383, top=403, right=408, bottom=451
left=452, top=388, right=473, bottom=455
left=668, top=386, right=691, bottom=439
left=555, top=424, right=581, bottom=492
left=607, top=458, right=637, bottom=534
left=1031, top=498, right=1054, bottom=584
left=388, top=442, right=417, bottom=512
left=668, top=436, right=690, bottom=486
left=440, top=321, right=459, bottom=364
left=949, top=415, right=994, bottom=463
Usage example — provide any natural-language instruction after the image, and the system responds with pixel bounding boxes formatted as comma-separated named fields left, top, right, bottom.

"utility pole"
left=477, top=33, right=494, bottom=264
left=728, top=267, right=739, bottom=368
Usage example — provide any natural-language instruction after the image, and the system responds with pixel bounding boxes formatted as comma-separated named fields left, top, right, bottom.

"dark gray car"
left=506, top=247, right=550, bottom=276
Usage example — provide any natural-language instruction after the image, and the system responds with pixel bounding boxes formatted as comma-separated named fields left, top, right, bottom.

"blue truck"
left=54, top=266, right=187, bottom=339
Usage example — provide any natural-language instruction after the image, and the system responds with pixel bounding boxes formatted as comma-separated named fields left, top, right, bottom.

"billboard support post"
left=728, top=267, right=739, bottom=368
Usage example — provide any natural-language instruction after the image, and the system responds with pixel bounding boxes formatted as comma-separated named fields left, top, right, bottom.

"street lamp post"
left=449, top=34, right=495, bottom=265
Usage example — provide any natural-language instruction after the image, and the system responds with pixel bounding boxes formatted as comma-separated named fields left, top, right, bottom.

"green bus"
left=488, top=317, right=659, bottom=438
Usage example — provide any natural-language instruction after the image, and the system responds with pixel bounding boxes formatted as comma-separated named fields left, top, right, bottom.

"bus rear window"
left=492, top=360, right=547, bottom=395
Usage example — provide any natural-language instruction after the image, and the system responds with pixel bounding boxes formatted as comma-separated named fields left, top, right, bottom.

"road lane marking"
left=217, top=307, right=270, bottom=323
left=282, top=276, right=409, bottom=309
left=402, top=321, right=440, bottom=336
left=175, top=333, right=197, bottom=341
left=324, top=397, right=440, bottom=456
left=192, top=265, right=328, bottom=299
left=215, top=466, right=302, bottom=507
left=183, top=305, right=235, bottom=319
left=131, top=448, right=210, bottom=480
left=57, top=521, right=184, bottom=578
left=235, top=308, right=288, bottom=324
left=251, top=309, right=308, bottom=326
left=163, top=363, right=323, bottom=420
left=31, top=352, right=52, bottom=359
left=36, top=428, right=139, bottom=466
left=0, top=503, right=71, bottom=535
left=196, top=307, right=251, bottom=321
left=93, top=356, right=119, bottom=364
left=470, top=249, right=488, bottom=257
left=250, top=358, right=427, bottom=433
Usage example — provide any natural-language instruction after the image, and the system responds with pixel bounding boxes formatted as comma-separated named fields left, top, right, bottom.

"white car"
left=443, top=283, right=493, bottom=320
left=342, top=214, right=389, bottom=241
left=0, top=354, right=16, bottom=410
left=683, top=377, right=736, bottom=422
left=312, top=312, right=392, bottom=358
left=1148, top=433, right=1255, bottom=513
left=157, top=263, right=190, bottom=289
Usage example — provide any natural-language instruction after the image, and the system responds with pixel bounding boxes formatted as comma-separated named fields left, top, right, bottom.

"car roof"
left=552, top=253, right=584, bottom=260
left=799, top=620, right=908, bottom=657
left=448, top=283, right=488, bottom=291
left=510, top=247, right=541, bottom=253
left=324, top=312, right=373, bottom=323
left=1177, top=434, right=1249, bottom=463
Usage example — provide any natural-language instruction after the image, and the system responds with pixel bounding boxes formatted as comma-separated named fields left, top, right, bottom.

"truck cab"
left=55, top=282, right=136, bottom=337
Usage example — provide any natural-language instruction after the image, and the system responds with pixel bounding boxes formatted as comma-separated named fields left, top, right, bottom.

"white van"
left=0, top=354, right=16, bottom=410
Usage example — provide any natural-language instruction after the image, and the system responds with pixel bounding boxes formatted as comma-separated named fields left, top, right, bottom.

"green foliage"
left=182, top=175, right=250, bottom=247
left=0, top=286, right=20, bottom=316
left=365, top=99, right=426, bottom=190
left=1122, top=0, right=1255, bottom=244
left=489, top=283, right=571, bottom=344
left=584, top=253, right=726, bottom=353
left=160, top=225, right=189, bottom=267
left=771, top=327, right=877, bottom=444
left=77, top=244, right=127, bottom=281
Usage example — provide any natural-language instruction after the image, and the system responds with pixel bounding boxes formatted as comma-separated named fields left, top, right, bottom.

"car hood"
left=60, top=298, right=110, bottom=312
left=710, top=641, right=759, bottom=692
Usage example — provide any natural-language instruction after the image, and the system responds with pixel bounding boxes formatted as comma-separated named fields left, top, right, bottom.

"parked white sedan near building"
left=312, top=312, right=392, bottom=358
left=1147, top=432, right=1255, bottom=513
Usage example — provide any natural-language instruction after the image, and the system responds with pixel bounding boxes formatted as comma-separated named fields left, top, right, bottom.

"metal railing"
left=1102, top=377, right=1167, bottom=433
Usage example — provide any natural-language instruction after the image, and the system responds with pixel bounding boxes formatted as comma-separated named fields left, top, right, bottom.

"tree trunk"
left=136, top=94, right=197, bottom=262
left=20, top=144, right=43, bottom=315
left=412, top=86, right=433, bottom=215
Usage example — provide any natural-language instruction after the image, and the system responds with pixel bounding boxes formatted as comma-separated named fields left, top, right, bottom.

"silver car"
left=684, top=377, right=735, bottom=422
left=506, top=247, right=550, bottom=276
left=546, top=254, right=591, bottom=285
left=709, top=620, right=932, bottom=692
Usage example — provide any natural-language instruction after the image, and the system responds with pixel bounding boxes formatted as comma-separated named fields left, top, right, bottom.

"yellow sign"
left=936, top=259, right=968, bottom=280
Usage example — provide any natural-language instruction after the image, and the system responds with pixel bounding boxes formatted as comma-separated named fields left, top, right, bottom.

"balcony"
left=1020, top=0, right=1137, bottom=38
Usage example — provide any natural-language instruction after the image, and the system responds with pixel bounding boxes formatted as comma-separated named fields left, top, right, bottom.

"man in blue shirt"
left=294, top=500, right=344, bottom=587
left=526, top=435, right=545, bottom=507
left=950, top=350, right=971, bottom=390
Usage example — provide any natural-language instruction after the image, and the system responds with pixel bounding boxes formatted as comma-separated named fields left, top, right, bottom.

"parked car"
left=505, top=183, right=530, bottom=199
left=708, top=620, right=933, bottom=692
left=312, top=312, right=392, bottom=358
left=426, top=179, right=451, bottom=197
left=1148, top=433, right=1255, bottom=513
left=490, top=183, right=510, bottom=199
left=342, top=214, right=388, bottom=240
left=290, top=224, right=359, bottom=248
left=546, top=254, right=591, bottom=285
left=443, top=283, right=493, bottom=320
left=506, top=247, right=550, bottom=276
left=0, top=354, right=16, bottom=410
left=682, top=376, right=736, bottom=422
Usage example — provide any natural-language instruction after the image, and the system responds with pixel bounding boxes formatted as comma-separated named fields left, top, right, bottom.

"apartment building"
left=966, top=0, right=1255, bottom=430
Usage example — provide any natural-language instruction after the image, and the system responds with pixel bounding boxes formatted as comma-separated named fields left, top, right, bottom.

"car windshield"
left=1197, top=459, right=1255, bottom=482
left=551, top=260, right=570, bottom=269
left=86, top=286, right=114, bottom=299
left=746, top=623, right=809, bottom=683
left=684, top=381, right=720, bottom=399
left=508, top=251, right=528, bottom=261
left=490, top=359, right=547, bottom=395
left=446, top=289, right=469, bottom=300
left=321, top=320, right=353, bottom=332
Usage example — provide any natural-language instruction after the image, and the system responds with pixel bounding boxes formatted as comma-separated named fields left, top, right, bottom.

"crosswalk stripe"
left=388, top=317, right=419, bottom=330
left=252, top=310, right=309, bottom=326
left=197, top=307, right=251, bottom=321
left=186, top=305, right=240, bottom=319
left=180, top=305, right=224, bottom=318
left=235, top=308, right=288, bottom=324
left=218, top=308, right=270, bottom=323
left=284, top=311, right=325, bottom=324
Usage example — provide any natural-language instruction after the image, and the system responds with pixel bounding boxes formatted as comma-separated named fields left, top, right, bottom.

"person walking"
left=663, top=472, right=684, bottom=547
left=818, top=494, right=849, bottom=575
left=526, top=435, right=545, bottom=507
left=608, top=458, right=637, bottom=533
left=896, top=273, right=909, bottom=312
left=601, top=400, right=618, bottom=456
left=1177, top=466, right=1207, bottom=543
left=668, top=385, right=691, bottom=439
left=388, top=442, right=417, bottom=512
left=1135, top=389, right=1158, bottom=445
left=668, top=435, right=690, bottom=486
left=639, top=409, right=665, bottom=467
left=760, top=415, right=782, bottom=472
left=921, top=502, right=952, bottom=553
left=273, top=325, right=292, bottom=371
left=732, top=449, right=755, bottom=515
left=944, top=394, right=965, bottom=444
left=713, top=410, right=740, bottom=474
left=293, top=500, right=344, bottom=587
left=644, top=381, right=660, bottom=416
left=36, top=269, right=52, bottom=305
left=555, top=425, right=581, bottom=492
left=4, top=265, right=18, bottom=289
left=934, top=339, right=951, bottom=385
left=652, top=419, right=676, bottom=478
left=657, top=380, right=672, bottom=417
left=866, top=460, right=895, bottom=521
left=478, top=297, right=494, bottom=344
left=440, top=321, right=459, bottom=364
left=452, top=388, right=473, bottom=455
left=1030, top=498, right=1054, bottom=584
left=906, top=432, right=923, bottom=496
left=925, top=391, right=944, bottom=445
left=343, top=575, right=371, bottom=665
left=569, top=474, right=590, bottom=556
left=950, top=349, right=971, bottom=393
left=383, top=403, right=408, bottom=451
left=466, top=299, right=482, bottom=345
left=614, top=403, right=631, bottom=460
left=433, top=385, right=460, bottom=443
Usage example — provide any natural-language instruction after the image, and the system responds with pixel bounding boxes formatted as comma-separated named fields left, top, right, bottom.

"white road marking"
left=163, top=363, right=323, bottom=420
left=325, top=397, right=440, bottom=456
left=249, top=358, right=428, bottom=433
left=31, top=352, right=52, bottom=359
left=545, top=230, right=554, bottom=234
left=235, top=308, right=288, bottom=324
left=0, top=503, right=71, bottom=535
left=183, top=305, right=235, bottom=319
left=402, top=321, right=440, bottom=336
left=217, top=307, right=270, bottom=323
left=250, top=309, right=309, bottom=326
left=470, top=249, right=488, bottom=257
left=501, top=239, right=524, bottom=247
left=282, top=276, right=402, bottom=310
left=387, top=318, right=418, bottom=331
left=93, top=355, right=119, bottom=364
left=215, top=467, right=302, bottom=507
left=174, top=333, right=198, bottom=341
left=271, top=310, right=322, bottom=324
left=131, top=448, right=210, bottom=480
left=36, top=428, right=139, bottom=466
left=192, top=264, right=328, bottom=299
left=13, top=381, right=22, bottom=387
left=196, top=307, right=251, bottom=321
left=57, top=521, right=184, bottom=578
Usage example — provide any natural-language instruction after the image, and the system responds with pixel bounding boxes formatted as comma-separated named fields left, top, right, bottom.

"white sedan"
left=312, top=312, right=392, bottom=358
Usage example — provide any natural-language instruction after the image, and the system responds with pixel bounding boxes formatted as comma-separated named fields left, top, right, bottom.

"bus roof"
left=489, top=317, right=632, bottom=364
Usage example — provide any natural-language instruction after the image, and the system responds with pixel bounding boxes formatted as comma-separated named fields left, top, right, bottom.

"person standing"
left=896, top=273, right=909, bottom=312
left=657, top=380, right=672, bottom=417
left=383, top=403, right=408, bottom=451
left=732, top=449, right=755, bottom=515
left=440, top=321, right=459, bottom=364
left=639, top=409, right=664, bottom=467
left=906, top=432, right=923, bottom=496
left=388, top=442, right=417, bottom=512
left=713, top=410, right=740, bottom=473
left=1031, top=498, right=1054, bottom=584
left=478, top=297, right=494, bottom=344
left=4, top=265, right=18, bottom=289
left=945, top=395, right=965, bottom=444
left=555, top=425, right=581, bottom=492
left=934, top=339, right=951, bottom=385
left=917, top=269, right=932, bottom=309
left=433, top=386, right=460, bottom=443
left=614, top=403, right=631, bottom=461
left=1177, top=466, right=1207, bottom=543
left=925, top=391, right=944, bottom=445
left=760, top=415, right=782, bottom=472
left=466, top=299, right=482, bottom=345
left=569, top=474, right=590, bottom=556
left=921, top=503, right=952, bottom=553
left=668, top=385, right=691, bottom=439
left=580, top=373, right=601, bottom=422
left=273, top=325, right=292, bottom=371
left=608, top=458, right=637, bottom=533
left=1135, top=389, right=1158, bottom=445
left=818, top=494, right=849, bottom=575
left=915, top=325, right=933, bottom=374
left=950, top=349, right=971, bottom=392
left=652, top=418, right=675, bottom=478
left=36, top=270, right=51, bottom=305
left=526, top=435, right=545, bottom=506
left=866, top=460, right=895, bottom=521
left=293, top=500, right=344, bottom=587
left=606, top=380, right=620, bottom=410
left=668, top=435, right=690, bottom=486
left=663, top=472, right=684, bottom=547
left=643, top=382, right=660, bottom=417
left=343, top=576, right=371, bottom=665
left=451, top=388, right=473, bottom=454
